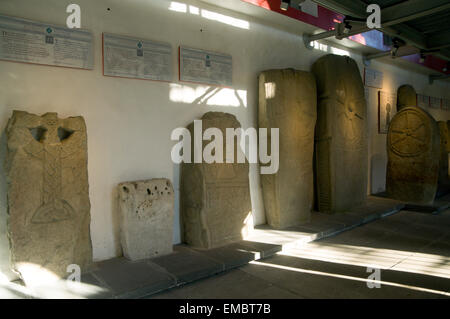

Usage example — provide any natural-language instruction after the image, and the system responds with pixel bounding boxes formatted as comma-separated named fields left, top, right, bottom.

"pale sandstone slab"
left=386, top=107, right=440, bottom=204
left=181, top=112, right=253, bottom=249
left=5, top=111, right=92, bottom=280
left=438, top=121, right=449, bottom=185
left=118, top=179, right=174, bottom=261
left=311, top=54, right=368, bottom=213
left=258, top=69, right=317, bottom=228
left=397, top=85, right=417, bottom=111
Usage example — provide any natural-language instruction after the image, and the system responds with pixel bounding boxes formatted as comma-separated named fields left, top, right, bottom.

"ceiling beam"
left=426, top=30, right=450, bottom=50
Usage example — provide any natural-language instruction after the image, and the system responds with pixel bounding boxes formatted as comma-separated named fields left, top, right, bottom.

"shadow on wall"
left=110, top=186, right=124, bottom=259
left=0, top=130, right=16, bottom=281
left=169, top=84, right=247, bottom=108
left=370, top=153, right=386, bottom=194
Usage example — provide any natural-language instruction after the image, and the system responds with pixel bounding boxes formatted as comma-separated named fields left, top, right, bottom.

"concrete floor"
left=149, top=209, right=450, bottom=299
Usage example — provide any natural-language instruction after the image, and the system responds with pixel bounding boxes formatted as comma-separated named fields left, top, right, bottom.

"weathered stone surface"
left=386, top=107, right=440, bottom=204
left=312, top=54, right=368, bottom=213
left=438, top=121, right=450, bottom=184
left=258, top=69, right=316, bottom=228
left=181, top=112, right=253, bottom=249
left=5, top=111, right=92, bottom=280
left=118, top=179, right=174, bottom=261
left=397, top=85, right=417, bottom=111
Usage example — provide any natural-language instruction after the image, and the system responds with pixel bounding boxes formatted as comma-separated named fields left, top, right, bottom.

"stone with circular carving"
left=386, top=107, right=440, bottom=204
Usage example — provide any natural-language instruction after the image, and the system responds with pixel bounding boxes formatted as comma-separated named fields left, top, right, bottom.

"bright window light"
left=201, top=9, right=249, bottom=30
left=169, top=1, right=187, bottom=13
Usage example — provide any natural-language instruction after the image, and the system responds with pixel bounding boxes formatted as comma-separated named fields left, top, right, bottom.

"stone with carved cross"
left=5, top=110, right=92, bottom=282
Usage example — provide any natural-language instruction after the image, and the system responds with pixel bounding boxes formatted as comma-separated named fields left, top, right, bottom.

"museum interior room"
left=0, top=0, right=449, bottom=300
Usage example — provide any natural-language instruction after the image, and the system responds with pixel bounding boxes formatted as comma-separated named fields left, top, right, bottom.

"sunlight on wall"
left=241, top=211, right=254, bottom=239
left=169, top=1, right=250, bottom=30
left=265, top=82, right=276, bottom=99
left=312, top=41, right=350, bottom=56
left=168, top=1, right=187, bottom=13
left=201, top=9, right=250, bottom=30
left=169, top=84, right=247, bottom=107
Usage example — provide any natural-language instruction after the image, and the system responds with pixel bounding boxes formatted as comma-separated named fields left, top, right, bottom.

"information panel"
left=179, top=46, right=232, bottom=86
left=103, top=33, right=172, bottom=81
left=430, top=96, right=442, bottom=109
left=0, top=14, right=93, bottom=69
left=364, top=68, right=383, bottom=89
left=417, top=94, right=429, bottom=108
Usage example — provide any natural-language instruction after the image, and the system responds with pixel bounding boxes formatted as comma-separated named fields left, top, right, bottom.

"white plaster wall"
left=0, top=0, right=449, bottom=280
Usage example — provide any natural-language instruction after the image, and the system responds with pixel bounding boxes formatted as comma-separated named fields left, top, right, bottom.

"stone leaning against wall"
left=397, top=85, right=417, bottom=111
left=386, top=107, right=440, bottom=204
left=312, top=54, right=368, bottom=213
left=258, top=69, right=317, bottom=228
left=181, top=112, right=253, bottom=249
left=5, top=111, right=92, bottom=281
left=118, top=179, right=174, bottom=261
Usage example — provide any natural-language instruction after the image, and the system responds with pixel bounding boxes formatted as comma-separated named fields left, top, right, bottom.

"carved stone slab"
left=5, top=111, right=92, bottom=280
left=386, top=107, right=440, bottom=204
left=312, top=54, right=368, bottom=213
left=397, top=85, right=417, bottom=111
left=258, top=69, right=316, bottom=228
left=118, top=179, right=174, bottom=261
left=438, top=121, right=449, bottom=185
left=181, top=112, right=252, bottom=249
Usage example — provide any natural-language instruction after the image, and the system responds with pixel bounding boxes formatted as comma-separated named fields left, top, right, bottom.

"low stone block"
left=118, top=179, right=174, bottom=261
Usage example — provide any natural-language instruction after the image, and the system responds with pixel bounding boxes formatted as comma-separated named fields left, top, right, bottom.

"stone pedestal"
left=397, top=85, right=417, bottom=111
left=258, top=69, right=316, bottom=228
left=181, top=112, right=252, bottom=249
left=118, top=179, right=174, bottom=261
left=5, top=111, right=92, bottom=280
left=386, top=107, right=440, bottom=204
left=312, top=54, right=368, bottom=213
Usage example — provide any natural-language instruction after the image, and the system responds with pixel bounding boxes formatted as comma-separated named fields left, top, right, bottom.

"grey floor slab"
left=150, top=245, right=224, bottom=285
left=193, top=243, right=263, bottom=270
left=91, top=257, right=176, bottom=298
left=150, top=268, right=301, bottom=299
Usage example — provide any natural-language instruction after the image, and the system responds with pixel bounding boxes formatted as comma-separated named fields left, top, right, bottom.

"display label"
left=179, top=46, right=232, bottom=86
left=0, top=14, right=93, bottom=69
left=103, top=33, right=172, bottom=81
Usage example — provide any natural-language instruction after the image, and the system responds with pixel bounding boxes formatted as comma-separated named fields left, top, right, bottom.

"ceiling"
left=312, top=0, right=450, bottom=62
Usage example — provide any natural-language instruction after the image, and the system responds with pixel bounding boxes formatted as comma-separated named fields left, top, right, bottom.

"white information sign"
left=179, top=46, right=232, bottom=86
left=103, top=33, right=172, bottom=81
left=364, top=68, right=383, bottom=89
left=0, top=14, right=93, bottom=69
left=443, top=99, right=450, bottom=111
left=430, top=96, right=442, bottom=109
left=417, top=94, right=429, bottom=108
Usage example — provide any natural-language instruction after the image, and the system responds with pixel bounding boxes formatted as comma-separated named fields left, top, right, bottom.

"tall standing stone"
left=397, top=85, right=417, bottom=111
left=5, top=111, right=92, bottom=280
left=181, top=112, right=252, bottom=249
left=312, top=54, right=368, bottom=213
left=386, top=107, right=440, bottom=204
left=118, top=179, right=174, bottom=261
left=438, top=121, right=450, bottom=185
left=258, top=69, right=316, bottom=228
